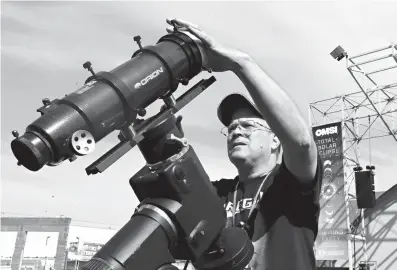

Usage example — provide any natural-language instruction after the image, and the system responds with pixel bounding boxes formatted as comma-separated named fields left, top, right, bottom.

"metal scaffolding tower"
left=309, top=43, right=397, bottom=270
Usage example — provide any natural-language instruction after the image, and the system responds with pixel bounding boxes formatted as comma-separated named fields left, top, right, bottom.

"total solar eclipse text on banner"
left=312, top=122, right=348, bottom=260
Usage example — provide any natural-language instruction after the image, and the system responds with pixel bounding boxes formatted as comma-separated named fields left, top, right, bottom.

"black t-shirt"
left=212, top=155, right=323, bottom=270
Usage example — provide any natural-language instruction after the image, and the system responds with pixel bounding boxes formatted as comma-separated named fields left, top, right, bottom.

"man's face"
left=226, top=108, right=275, bottom=165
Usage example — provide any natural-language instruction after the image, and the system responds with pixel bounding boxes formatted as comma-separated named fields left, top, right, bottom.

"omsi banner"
left=312, top=122, right=348, bottom=260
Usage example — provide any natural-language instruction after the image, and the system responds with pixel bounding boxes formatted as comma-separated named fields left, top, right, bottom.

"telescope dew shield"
left=84, top=201, right=181, bottom=270
left=11, top=31, right=203, bottom=171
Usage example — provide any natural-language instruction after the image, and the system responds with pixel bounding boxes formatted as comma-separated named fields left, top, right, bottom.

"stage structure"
left=309, top=43, right=397, bottom=270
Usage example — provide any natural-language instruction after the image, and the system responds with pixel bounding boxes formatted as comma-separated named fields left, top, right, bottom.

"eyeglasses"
left=220, top=120, right=272, bottom=137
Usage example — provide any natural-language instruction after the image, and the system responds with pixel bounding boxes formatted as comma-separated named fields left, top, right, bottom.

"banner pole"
left=342, top=120, right=354, bottom=270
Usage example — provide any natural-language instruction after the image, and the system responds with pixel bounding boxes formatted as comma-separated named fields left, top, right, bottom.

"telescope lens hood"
left=11, top=132, right=51, bottom=171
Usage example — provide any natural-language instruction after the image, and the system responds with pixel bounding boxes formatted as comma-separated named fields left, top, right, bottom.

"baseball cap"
left=217, top=93, right=263, bottom=126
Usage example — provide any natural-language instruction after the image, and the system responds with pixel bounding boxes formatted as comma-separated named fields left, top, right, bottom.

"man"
left=166, top=19, right=323, bottom=270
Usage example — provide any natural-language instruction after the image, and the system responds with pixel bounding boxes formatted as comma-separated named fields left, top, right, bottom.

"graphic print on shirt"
left=224, top=191, right=264, bottom=218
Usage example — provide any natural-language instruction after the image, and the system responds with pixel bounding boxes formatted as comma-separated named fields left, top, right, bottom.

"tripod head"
left=10, top=25, right=254, bottom=270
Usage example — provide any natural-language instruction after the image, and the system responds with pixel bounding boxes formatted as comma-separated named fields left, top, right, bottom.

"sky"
left=1, top=0, right=397, bottom=235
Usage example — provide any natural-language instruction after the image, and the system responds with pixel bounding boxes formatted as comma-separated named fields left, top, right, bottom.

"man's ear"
left=271, top=134, right=281, bottom=153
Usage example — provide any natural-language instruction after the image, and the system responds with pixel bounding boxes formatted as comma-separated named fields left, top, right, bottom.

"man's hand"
left=166, top=18, right=249, bottom=72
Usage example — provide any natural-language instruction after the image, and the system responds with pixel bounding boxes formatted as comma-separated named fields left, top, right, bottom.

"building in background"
left=1, top=258, right=44, bottom=270
left=0, top=217, right=70, bottom=270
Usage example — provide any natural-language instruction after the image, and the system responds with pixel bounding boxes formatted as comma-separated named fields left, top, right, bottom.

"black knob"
left=12, top=130, right=19, bottom=138
left=83, top=61, right=91, bottom=69
left=178, top=78, right=189, bottom=86
left=133, top=35, right=141, bottom=42
left=133, top=36, right=142, bottom=49
left=117, top=132, right=125, bottom=141
left=160, top=104, right=167, bottom=112
left=42, top=98, right=51, bottom=106
left=137, top=108, right=146, bottom=117
left=83, top=61, right=95, bottom=76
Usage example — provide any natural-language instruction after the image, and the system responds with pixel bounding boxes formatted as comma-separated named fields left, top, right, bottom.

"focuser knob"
left=12, top=130, right=19, bottom=138
left=42, top=98, right=51, bottom=106
left=83, top=61, right=96, bottom=76
left=133, top=35, right=142, bottom=49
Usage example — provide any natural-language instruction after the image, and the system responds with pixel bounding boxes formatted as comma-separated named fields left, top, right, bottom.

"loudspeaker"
left=355, top=170, right=376, bottom=209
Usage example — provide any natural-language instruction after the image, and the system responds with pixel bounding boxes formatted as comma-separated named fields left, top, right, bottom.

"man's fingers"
left=186, top=27, right=216, bottom=48
left=166, top=18, right=200, bottom=30
left=166, top=18, right=216, bottom=48
left=166, top=18, right=175, bottom=25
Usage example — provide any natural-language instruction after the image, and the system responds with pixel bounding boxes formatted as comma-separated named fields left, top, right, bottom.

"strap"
left=231, top=164, right=280, bottom=227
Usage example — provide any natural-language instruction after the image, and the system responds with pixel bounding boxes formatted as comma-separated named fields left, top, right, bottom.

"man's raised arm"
left=231, top=57, right=318, bottom=184
left=166, top=18, right=318, bottom=184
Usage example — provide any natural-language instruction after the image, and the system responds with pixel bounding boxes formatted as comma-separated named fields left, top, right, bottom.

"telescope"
left=10, top=24, right=254, bottom=270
